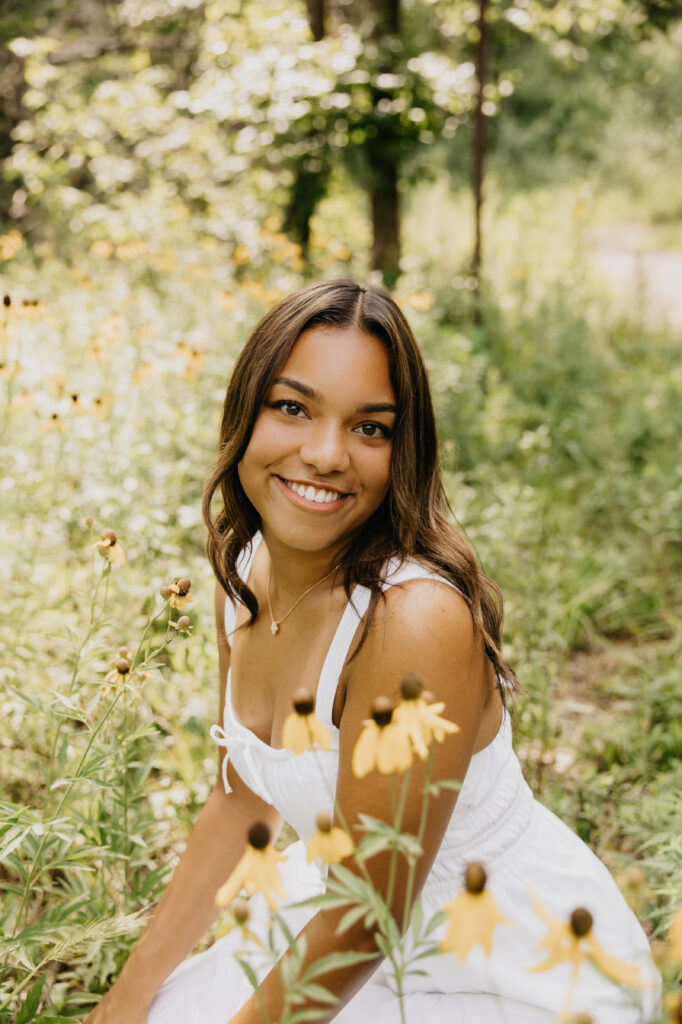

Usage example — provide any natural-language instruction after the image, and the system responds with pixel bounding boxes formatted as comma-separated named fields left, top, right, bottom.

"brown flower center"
left=400, top=672, right=424, bottom=701
left=570, top=907, right=593, bottom=937
left=115, top=658, right=132, bottom=675
left=464, top=862, right=487, bottom=894
left=315, top=812, right=333, bottom=834
left=248, top=822, right=271, bottom=850
left=371, top=696, right=393, bottom=727
left=101, top=529, right=117, bottom=545
left=293, top=687, right=314, bottom=716
left=176, top=577, right=191, bottom=595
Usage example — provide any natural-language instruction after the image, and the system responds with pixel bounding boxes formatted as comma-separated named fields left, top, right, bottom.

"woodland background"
left=1, top=0, right=682, bottom=1020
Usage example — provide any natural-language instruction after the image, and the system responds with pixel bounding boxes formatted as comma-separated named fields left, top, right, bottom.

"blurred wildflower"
left=215, top=897, right=262, bottom=945
left=219, top=291, right=238, bottom=311
left=0, top=230, right=23, bottom=260
left=168, top=577, right=193, bottom=610
left=394, top=673, right=459, bottom=759
left=90, top=394, right=114, bottom=420
left=68, top=393, right=86, bottom=417
left=615, top=864, right=652, bottom=915
left=93, top=529, right=126, bottom=567
left=352, top=697, right=413, bottom=778
left=85, top=337, right=109, bottom=363
left=117, top=240, right=147, bottom=261
left=43, top=412, right=66, bottom=432
left=404, top=291, right=434, bottom=311
left=90, top=240, right=114, bottom=259
left=105, top=654, right=132, bottom=689
left=48, top=372, right=67, bottom=399
left=281, top=688, right=331, bottom=754
left=441, top=862, right=508, bottom=960
left=173, top=341, right=205, bottom=381
left=530, top=900, right=648, bottom=997
left=131, top=362, right=156, bottom=386
left=573, top=201, right=588, bottom=219
left=8, top=389, right=34, bottom=411
left=664, top=992, right=682, bottom=1023
left=669, top=904, right=682, bottom=965
left=216, top=822, right=287, bottom=911
left=233, top=243, right=252, bottom=266
left=170, top=615, right=193, bottom=634
left=306, top=812, right=353, bottom=865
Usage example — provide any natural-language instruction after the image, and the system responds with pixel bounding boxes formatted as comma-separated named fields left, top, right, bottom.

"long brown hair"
left=202, top=278, right=519, bottom=694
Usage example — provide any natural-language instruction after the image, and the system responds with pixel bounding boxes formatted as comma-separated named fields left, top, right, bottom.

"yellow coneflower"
left=669, top=904, right=682, bottom=965
left=351, top=697, right=413, bottom=778
left=529, top=899, right=649, bottom=1009
left=393, top=673, right=460, bottom=759
left=90, top=394, right=114, bottom=420
left=664, top=992, right=682, bottom=1023
left=306, top=813, right=353, bottom=865
left=68, top=393, right=86, bottom=417
left=169, top=615, right=193, bottom=634
left=167, top=577, right=193, bottom=610
left=281, top=688, right=331, bottom=754
left=92, top=529, right=126, bottom=566
left=215, top=822, right=287, bottom=911
left=215, top=897, right=262, bottom=945
left=105, top=652, right=133, bottom=689
left=43, top=412, right=66, bottom=432
left=441, top=862, right=509, bottom=961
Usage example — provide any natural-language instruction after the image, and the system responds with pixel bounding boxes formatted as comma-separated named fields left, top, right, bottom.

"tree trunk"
left=369, top=152, right=400, bottom=287
left=304, top=0, right=326, bottom=40
left=365, top=0, right=401, bottom=286
left=472, top=0, right=489, bottom=320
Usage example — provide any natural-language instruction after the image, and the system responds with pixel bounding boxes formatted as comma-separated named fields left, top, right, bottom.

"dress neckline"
left=224, top=533, right=509, bottom=761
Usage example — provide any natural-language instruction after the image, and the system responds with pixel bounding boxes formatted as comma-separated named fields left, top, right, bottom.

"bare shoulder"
left=345, top=576, right=485, bottom=710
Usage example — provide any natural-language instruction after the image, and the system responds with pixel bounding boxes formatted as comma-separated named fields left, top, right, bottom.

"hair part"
left=202, top=278, right=519, bottom=697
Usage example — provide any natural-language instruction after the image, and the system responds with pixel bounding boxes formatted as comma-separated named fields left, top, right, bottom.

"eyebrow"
left=272, top=376, right=398, bottom=416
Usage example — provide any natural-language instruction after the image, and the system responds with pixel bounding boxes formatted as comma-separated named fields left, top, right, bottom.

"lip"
left=274, top=475, right=351, bottom=513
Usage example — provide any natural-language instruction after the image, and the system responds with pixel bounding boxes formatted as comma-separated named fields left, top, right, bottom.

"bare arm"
left=228, top=579, right=491, bottom=1024
left=84, top=584, right=282, bottom=1023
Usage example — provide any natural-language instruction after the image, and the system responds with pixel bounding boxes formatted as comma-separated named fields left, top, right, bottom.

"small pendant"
left=270, top=620, right=280, bottom=636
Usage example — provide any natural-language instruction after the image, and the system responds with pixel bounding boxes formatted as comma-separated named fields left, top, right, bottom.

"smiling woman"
left=84, top=280, right=660, bottom=1024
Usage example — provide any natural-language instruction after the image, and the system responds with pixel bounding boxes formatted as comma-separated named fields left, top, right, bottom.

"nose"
left=299, top=419, right=351, bottom=475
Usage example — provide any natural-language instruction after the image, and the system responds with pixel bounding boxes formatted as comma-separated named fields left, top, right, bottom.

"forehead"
left=278, top=325, right=395, bottom=397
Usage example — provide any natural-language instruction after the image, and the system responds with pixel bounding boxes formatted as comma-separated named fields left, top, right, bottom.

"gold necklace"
left=266, top=563, right=340, bottom=637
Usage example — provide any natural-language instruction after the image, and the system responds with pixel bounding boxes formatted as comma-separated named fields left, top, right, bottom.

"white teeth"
left=285, top=480, right=342, bottom=504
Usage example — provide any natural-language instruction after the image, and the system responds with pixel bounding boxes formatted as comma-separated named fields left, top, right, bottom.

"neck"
left=261, top=528, right=343, bottom=600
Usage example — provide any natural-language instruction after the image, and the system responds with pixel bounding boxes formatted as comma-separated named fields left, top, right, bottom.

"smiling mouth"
left=281, top=478, right=348, bottom=505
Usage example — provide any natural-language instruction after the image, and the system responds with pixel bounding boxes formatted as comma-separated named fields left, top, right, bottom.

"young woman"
left=85, top=279, right=659, bottom=1024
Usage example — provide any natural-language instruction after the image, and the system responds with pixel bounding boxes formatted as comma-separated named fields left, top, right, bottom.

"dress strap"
left=223, top=533, right=263, bottom=641
left=315, top=586, right=372, bottom=731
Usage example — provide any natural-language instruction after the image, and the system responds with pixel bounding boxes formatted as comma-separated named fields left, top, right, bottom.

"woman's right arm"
left=84, top=583, right=282, bottom=1023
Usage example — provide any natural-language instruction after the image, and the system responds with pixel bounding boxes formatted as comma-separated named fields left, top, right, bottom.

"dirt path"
left=588, top=224, right=682, bottom=329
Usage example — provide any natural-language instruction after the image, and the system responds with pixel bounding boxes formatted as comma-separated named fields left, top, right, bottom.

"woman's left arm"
left=228, top=579, right=492, bottom=1024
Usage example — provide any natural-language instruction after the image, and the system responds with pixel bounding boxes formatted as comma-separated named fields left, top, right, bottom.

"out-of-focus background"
left=1, top=0, right=681, bottom=1020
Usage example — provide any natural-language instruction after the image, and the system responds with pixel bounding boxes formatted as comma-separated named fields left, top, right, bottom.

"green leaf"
left=301, top=950, right=377, bottom=980
left=16, top=976, right=45, bottom=1024
left=335, top=902, right=373, bottom=935
left=294, top=982, right=337, bottom=1005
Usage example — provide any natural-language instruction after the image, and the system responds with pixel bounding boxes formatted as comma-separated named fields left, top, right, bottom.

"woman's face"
left=238, top=324, right=397, bottom=557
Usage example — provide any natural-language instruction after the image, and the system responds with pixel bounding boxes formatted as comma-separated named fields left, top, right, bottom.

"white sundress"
left=149, top=537, right=661, bottom=1024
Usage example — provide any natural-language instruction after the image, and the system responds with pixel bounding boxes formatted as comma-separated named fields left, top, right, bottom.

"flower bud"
left=176, top=615, right=191, bottom=630
left=400, top=672, right=424, bottom=701
left=570, top=907, right=593, bottom=938
left=315, top=812, right=333, bottom=834
left=464, top=862, right=487, bottom=894
left=117, top=646, right=129, bottom=658
left=247, top=822, right=270, bottom=850
left=293, top=687, right=314, bottom=716
left=160, top=585, right=172, bottom=599
left=101, top=529, right=117, bottom=545
left=176, top=577, right=191, bottom=595
left=371, top=696, right=393, bottom=727
left=84, top=515, right=94, bottom=527
left=232, top=898, right=250, bottom=924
